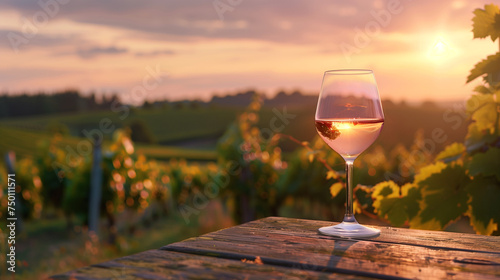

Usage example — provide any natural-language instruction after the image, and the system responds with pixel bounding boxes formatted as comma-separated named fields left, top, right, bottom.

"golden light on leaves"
left=308, top=153, right=314, bottom=163
left=33, top=176, right=42, bottom=189
left=124, top=157, right=133, bottom=168
left=330, top=182, right=344, bottom=198
left=122, top=137, right=134, bottom=154
left=143, top=179, right=153, bottom=190
left=467, top=205, right=498, bottom=236
left=353, top=200, right=362, bottom=214
left=112, top=172, right=123, bottom=183
left=413, top=161, right=447, bottom=184
left=127, top=169, right=136, bottom=179
left=326, top=170, right=339, bottom=180
left=409, top=216, right=442, bottom=230
left=436, top=143, right=466, bottom=161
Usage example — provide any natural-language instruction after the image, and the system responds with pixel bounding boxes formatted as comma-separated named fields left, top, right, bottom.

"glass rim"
left=324, top=69, right=373, bottom=75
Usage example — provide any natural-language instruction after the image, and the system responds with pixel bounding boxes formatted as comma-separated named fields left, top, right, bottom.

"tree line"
left=0, top=90, right=122, bottom=118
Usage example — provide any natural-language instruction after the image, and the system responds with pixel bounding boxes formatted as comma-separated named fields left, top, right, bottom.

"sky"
left=0, top=0, right=498, bottom=105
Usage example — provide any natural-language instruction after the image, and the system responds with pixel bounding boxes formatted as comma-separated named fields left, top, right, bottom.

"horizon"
left=0, top=87, right=467, bottom=109
left=1, top=0, right=498, bottom=105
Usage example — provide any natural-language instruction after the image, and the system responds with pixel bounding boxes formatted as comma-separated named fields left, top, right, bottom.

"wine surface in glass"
left=315, top=118, right=383, bottom=159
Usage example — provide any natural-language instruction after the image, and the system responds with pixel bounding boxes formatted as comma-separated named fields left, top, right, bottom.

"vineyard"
left=0, top=4, right=499, bottom=279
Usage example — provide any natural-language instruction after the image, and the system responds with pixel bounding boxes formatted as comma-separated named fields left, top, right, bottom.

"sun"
left=427, top=36, right=454, bottom=61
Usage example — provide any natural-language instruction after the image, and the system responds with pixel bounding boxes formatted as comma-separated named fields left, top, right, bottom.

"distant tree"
left=55, top=90, right=80, bottom=113
left=0, top=95, right=9, bottom=118
left=142, top=100, right=153, bottom=109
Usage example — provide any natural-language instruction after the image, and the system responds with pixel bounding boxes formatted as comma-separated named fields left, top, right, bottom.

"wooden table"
left=51, top=216, right=500, bottom=279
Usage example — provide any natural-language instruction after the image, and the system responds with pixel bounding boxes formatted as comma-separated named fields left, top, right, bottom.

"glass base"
left=318, top=221, right=380, bottom=238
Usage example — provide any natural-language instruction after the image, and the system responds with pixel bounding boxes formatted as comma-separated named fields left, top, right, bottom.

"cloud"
left=0, top=28, right=83, bottom=52
left=75, top=46, right=128, bottom=59
left=134, top=49, right=176, bottom=57
left=0, top=0, right=494, bottom=48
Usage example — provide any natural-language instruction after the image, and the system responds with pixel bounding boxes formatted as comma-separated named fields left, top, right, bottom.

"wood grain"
left=163, top=217, right=500, bottom=280
left=49, top=249, right=372, bottom=279
left=52, top=216, right=500, bottom=280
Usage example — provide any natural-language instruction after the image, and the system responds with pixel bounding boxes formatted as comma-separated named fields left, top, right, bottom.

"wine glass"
left=315, top=69, right=384, bottom=238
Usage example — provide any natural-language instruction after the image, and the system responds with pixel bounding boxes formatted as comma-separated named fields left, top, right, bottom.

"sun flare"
left=428, top=36, right=453, bottom=60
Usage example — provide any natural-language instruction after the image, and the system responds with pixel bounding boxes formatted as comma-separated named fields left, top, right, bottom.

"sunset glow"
left=428, top=36, right=455, bottom=61
left=0, top=0, right=497, bottom=104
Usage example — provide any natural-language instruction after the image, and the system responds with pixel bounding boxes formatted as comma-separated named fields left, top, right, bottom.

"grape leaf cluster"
left=369, top=4, right=500, bottom=235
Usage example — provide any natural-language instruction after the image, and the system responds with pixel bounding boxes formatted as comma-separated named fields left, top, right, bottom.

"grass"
left=128, top=106, right=240, bottom=143
left=0, top=106, right=241, bottom=144
left=0, top=212, right=200, bottom=279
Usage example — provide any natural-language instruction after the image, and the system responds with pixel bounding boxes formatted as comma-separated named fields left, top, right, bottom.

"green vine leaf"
left=355, top=184, right=375, bottom=213
left=466, top=94, right=497, bottom=133
left=401, top=183, right=421, bottom=220
left=465, top=176, right=500, bottom=235
left=466, top=53, right=500, bottom=84
left=472, top=4, right=500, bottom=41
left=435, top=142, right=465, bottom=162
left=372, top=181, right=399, bottom=208
left=473, top=85, right=493, bottom=94
left=372, top=181, right=420, bottom=227
left=414, top=164, right=470, bottom=230
left=468, top=147, right=500, bottom=181
left=413, top=161, right=447, bottom=184
left=465, top=122, right=498, bottom=153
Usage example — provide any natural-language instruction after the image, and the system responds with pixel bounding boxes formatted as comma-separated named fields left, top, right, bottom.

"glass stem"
left=343, top=159, right=357, bottom=223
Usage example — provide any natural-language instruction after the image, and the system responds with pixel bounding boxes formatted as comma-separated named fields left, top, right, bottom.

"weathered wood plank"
left=162, top=217, right=500, bottom=280
left=51, top=217, right=500, bottom=280
left=49, top=249, right=373, bottom=280
left=237, top=217, right=500, bottom=254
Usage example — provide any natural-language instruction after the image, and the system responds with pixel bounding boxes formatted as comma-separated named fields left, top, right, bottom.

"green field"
left=0, top=106, right=241, bottom=142
left=0, top=125, right=217, bottom=162
left=0, top=101, right=468, bottom=162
